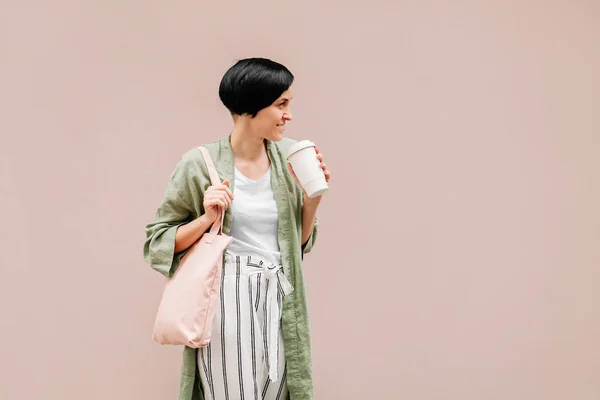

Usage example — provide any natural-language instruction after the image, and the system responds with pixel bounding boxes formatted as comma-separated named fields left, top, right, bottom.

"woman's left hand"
left=315, top=147, right=331, bottom=184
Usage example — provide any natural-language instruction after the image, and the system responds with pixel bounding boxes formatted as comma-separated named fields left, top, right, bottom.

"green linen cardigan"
left=143, top=134, right=318, bottom=399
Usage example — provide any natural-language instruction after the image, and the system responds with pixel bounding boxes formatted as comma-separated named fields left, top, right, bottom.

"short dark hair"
left=218, top=57, right=294, bottom=117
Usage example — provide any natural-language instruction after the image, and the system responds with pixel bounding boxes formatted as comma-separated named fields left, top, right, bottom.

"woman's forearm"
left=301, top=194, right=321, bottom=245
left=174, top=214, right=215, bottom=253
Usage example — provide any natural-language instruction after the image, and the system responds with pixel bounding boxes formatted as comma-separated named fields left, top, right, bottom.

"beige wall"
left=2, top=1, right=600, bottom=399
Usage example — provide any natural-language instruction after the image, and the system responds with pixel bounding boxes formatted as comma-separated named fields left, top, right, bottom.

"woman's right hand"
left=203, top=179, right=234, bottom=223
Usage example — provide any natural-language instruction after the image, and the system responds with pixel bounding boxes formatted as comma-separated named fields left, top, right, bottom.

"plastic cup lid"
left=286, top=140, right=315, bottom=159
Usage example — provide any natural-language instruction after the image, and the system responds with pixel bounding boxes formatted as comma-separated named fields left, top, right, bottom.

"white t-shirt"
left=225, top=165, right=281, bottom=265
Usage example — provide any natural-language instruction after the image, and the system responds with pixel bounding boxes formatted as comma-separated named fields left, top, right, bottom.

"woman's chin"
left=269, top=131, right=285, bottom=141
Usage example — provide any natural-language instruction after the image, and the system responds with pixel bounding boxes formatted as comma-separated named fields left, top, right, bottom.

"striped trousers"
left=198, top=254, right=293, bottom=400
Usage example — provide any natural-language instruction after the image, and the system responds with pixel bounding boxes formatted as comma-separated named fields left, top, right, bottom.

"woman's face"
left=251, top=87, right=293, bottom=142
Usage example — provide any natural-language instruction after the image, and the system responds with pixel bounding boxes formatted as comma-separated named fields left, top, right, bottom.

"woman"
left=143, top=57, right=330, bottom=400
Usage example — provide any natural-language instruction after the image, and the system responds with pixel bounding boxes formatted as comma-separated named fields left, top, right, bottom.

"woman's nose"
left=283, top=111, right=293, bottom=121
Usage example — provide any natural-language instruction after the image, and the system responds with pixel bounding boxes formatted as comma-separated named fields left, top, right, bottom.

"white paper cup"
left=286, top=140, right=328, bottom=198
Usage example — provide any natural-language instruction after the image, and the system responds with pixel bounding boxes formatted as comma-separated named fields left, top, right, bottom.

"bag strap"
left=198, top=146, right=221, bottom=187
left=197, top=146, right=225, bottom=241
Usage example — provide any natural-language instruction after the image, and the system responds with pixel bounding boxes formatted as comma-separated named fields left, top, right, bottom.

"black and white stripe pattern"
left=236, top=257, right=245, bottom=400
left=220, top=262, right=230, bottom=400
left=198, top=254, right=291, bottom=400
left=248, top=264, right=259, bottom=400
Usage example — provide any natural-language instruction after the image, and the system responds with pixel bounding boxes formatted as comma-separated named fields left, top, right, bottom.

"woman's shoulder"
left=177, top=138, right=223, bottom=166
left=170, top=144, right=216, bottom=185
left=171, top=148, right=205, bottom=181
left=277, top=137, right=298, bottom=146
left=272, top=137, right=298, bottom=156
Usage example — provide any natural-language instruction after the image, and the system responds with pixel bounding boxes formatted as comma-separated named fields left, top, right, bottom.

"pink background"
left=2, top=1, right=600, bottom=399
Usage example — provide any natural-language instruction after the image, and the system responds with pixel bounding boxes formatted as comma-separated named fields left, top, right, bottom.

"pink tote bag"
left=152, top=146, right=233, bottom=348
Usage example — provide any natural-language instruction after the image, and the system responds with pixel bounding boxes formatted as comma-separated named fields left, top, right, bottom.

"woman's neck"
left=230, top=123, right=267, bottom=162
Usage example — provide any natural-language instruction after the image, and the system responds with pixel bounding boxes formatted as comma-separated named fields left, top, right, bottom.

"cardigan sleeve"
left=301, top=216, right=318, bottom=255
left=143, top=149, right=207, bottom=278
left=300, top=184, right=319, bottom=256
left=276, top=138, right=320, bottom=256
